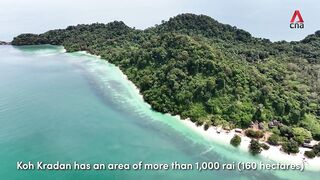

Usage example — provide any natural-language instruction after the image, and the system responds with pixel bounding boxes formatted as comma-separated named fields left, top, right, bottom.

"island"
left=0, top=41, right=10, bottom=45
left=11, top=13, right=320, bottom=159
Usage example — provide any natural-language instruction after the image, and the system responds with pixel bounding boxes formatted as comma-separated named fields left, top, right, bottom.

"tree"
left=304, top=150, right=316, bottom=159
left=255, top=130, right=264, bottom=139
left=293, top=135, right=305, bottom=145
left=216, top=78, right=225, bottom=90
left=230, top=135, right=241, bottom=147
left=267, top=134, right=280, bottom=146
left=281, top=140, right=299, bottom=154
left=313, top=132, right=320, bottom=141
left=289, top=110, right=301, bottom=124
left=274, top=100, right=285, bottom=116
left=299, top=114, right=320, bottom=140
left=292, top=127, right=312, bottom=145
left=204, top=120, right=213, bottom=131
left=313, top=143, right=320, bottom=156
left=140, top=75, right=152, bottom=91
left=249, top=139, right=262, bottom=155
left=254, top=104, right=266, bottom=121
left=245, top=129, right=264, bottom=139
left=261, top=143, right=270, bottom=150
left=279, top=126, right=294, bottom=138
left=271, top=127, right=281, bottom=135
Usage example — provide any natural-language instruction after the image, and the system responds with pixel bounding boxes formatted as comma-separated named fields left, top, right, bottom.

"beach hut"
left=302, top=143, right=314, bottom=149
left=235, top=128, right=242, bottom=133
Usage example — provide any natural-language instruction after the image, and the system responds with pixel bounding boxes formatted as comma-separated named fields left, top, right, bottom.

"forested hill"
left=12, top=13, right=320, bottom=140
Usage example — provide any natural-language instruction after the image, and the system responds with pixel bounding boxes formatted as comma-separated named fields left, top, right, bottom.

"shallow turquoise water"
left=0, top=45, right=318, bottom=180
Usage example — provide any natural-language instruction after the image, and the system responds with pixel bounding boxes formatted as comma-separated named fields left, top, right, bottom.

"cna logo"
left=290, top=10, right=304, bottom=29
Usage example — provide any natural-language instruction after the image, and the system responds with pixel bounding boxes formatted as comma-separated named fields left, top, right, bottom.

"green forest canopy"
left=11, top=13, right=320, bottom=140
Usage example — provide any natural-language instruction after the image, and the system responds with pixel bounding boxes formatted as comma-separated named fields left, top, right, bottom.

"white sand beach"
left=179, top=118, right=320, bottom=171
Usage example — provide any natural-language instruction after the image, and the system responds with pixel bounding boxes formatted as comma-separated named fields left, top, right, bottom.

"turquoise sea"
left=0, top=45, right=319, bottom=180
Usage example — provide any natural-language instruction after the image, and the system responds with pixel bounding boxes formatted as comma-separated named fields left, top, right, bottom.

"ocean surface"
left=0, top=45, right=318, bottom=180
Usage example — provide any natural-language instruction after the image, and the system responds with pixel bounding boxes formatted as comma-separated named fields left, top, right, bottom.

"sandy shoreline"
left=177, top=117, right=320, bottom=171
